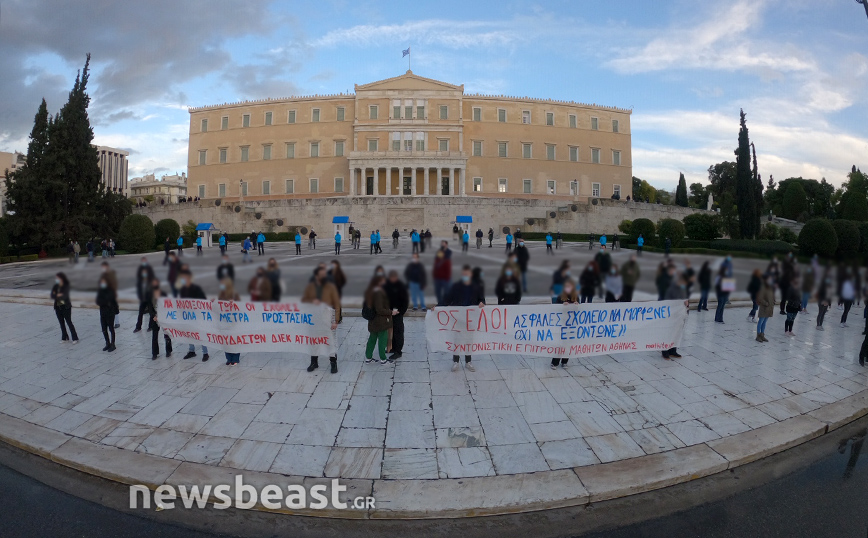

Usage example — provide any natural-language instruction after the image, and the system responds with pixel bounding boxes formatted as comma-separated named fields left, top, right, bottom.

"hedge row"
left=0, top=254, right=39, bottom=264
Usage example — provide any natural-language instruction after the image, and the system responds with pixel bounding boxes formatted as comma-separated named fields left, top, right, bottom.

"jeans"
left=551, top=357, right=568, bottom=366
left=622, top=285, right=634, bottom=302
left=434, top=279, right=450, bottom=305
left=258, top=243, right=265, bottom=255
left=189, top=344, right=209, bottom=354
left=817, top=304, right=828, bottom=326
left=453, top=354, right=471, bottom=363
left=412, top=242, right=419, bottom=254
left=748, top=293, right=758, bottom=318
left=698, top=288, right=710, bottom=311
left=409, top=281, right=424, bottom=309
left=842, top=300, right=854, bottom=323
left=462, top=242, right=468, bottom=252
left=714, top=292, right=730, bottom=322
left=243, top=250, right=251, bottom=263
left=335, top=243, right=341, bottom=255
left=521, top=271, right=528, bottom=293
left=757, top=317, right=769, bottom=333
left=506, top=243, right=512, bottom=252
left=225, top=352, right=240, bottom=364
left=476, top=238, right=482, bottom=249
left=295, top=244, right=301, bottom=254
left=785, top=311, right=797, bottom=332
left=365, top=330, right=388, bottom=361
left=801, top=292, right=811, bottom=311
left=55, top=306, right=78, bottom=341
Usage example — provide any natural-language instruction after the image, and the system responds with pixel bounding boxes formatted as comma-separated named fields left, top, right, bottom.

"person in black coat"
left=178, top=270, right=210, bottom=362
left=216, top=255, right=235, bottom=283
left=495, top=266, right=522, bottom=305
left=384, top=270, right=409, bottom=360
left=514, top=240, right=530, bottom=292
left=146, top=278, right=173, bottom=360
left=439, top=265, right=486, bottom=372
left=51, top=272, right=79, bottom=343
left=96, top=276, right=118, bottom=352
left=488, top=228, right=494, bottom=248
left=579, top=264, right=598, bottom=303
left=163, top=237, right=172, bottom=265
left=134, top=258, right=155, bottom=332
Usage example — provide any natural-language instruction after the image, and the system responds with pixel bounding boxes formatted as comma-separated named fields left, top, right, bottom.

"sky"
left=0, top=0, right=866, bottom=189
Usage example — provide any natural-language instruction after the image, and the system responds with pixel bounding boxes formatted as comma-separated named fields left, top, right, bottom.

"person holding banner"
left=217, top=278, right=241, bottom=364
left=147, top=278, right=172, bottom=360
left=216, top=255, right=235, bottom=283
left=363, top=276, right=393, bottom=364
left=550, top=261, right=570, bottom=300
left=551, top=280, right=579, bottom=369
left=605, top=265, right=623, bottom=303
left=179, top=270, right=210, bottom=362
left=266, top=258, right=282, bottom=301
left=303, top=266, right=342, bottom=373
left=248, top=267, right=273, bottom=302
left=579, top=263, right=598, bottom=304
left=439, top=265, right=485, bottom=372
left=662, top=273, right=689, bottom=359
left=134, top=258, right=155, bottom=333
left=621, top=255, right=640, bottom=302
left=515, top=240, right=530, bottom=293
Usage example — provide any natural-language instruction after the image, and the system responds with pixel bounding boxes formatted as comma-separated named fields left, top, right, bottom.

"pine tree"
left=751, top=142, right=764, bottom=234
left=675, top=173, right=689, bottom=207
left=735, top=109, right=757, bottom=239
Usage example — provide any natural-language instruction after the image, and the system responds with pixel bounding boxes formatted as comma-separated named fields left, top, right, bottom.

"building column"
left=423, top=168, right=429, bottom=195
left=386, top=166, right=392, bottom=196
left=459, top=168, right=466, bottom=197
left=411, top=167, right=417, bottom=196
left=448, top=167, right=454, bottom=196
left=349, top=167, right=356, bottom=196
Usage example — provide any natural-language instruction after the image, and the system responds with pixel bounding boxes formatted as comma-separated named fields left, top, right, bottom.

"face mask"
left=610, top=269, right=616, bottom=275
left=564, top=271, right=571, bottom=277
left=179, top=278, right=188, bottom=287
left=99, top=282, right=107, bottom=289
left=101, top=267, right=107, bottom=273
left=505, top=270, right=513, bottom=277
left=141, top=262, right=148, bottom=267
left=462, top=275, right=470, bottom=283
left=219, top=284, right=226, bottom=291
left=55, top=278, right=61, bottom=286
left=519, top=242, right=524, bottom=247
left=376, top=271, right=385, bottom=277
left=564, top=287, right=574, bottom=294
left=726, top=256, right=732, bottom=262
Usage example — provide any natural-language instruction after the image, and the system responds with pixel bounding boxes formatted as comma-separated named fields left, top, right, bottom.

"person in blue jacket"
left=600, top=234, right=608, bottom=249
left=375, top=230, right=382, bottom=254
left=176, top=236, right=184, bottom=256
left=218, top=233, right=226, bottom=255
left=505, top=232, right=514, bottom=252
left=462, top=231, right=470, bottom=253
left=242, top=237, right=252, bottom=263
left=411, top=229, right=421, bottom=254
left=334, top=231, right=342, bottom=255
left=257, top=232, right=266, bottom=255
left=294, top=232, right=302, bottom=255
left=370, top=231, right=378, bottom=255
left=195, top=235, right=203, bottom=256
left=545, top=233, right=554, bottom=255
left=637, top=234, right=645, bottom=256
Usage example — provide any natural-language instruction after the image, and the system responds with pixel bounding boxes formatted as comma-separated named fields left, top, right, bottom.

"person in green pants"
left=364, top=275, right=395, bottom=364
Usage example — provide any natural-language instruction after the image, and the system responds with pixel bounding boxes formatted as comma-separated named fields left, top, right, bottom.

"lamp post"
left=859, top=0, right=868, bottom=20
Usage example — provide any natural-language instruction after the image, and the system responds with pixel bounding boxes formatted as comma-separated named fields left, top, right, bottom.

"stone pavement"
left=0, top=301, right=866, bottom=518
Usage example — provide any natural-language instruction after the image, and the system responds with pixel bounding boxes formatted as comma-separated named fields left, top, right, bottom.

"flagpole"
left=408, top=48, right=411, bottom=71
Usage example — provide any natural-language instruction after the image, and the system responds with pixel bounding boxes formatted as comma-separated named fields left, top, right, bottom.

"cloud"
left=313, top=19, right=521, bottom=49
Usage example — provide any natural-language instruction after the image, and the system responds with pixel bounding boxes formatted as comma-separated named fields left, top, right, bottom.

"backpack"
left=361, top=301, right=376, bottom=321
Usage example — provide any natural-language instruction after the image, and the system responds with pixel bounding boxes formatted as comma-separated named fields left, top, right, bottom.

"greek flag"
left=402, top=47, right=410, bottom=57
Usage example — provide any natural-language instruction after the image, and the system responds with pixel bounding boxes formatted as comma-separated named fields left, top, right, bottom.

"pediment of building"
left=355, top=71, right=463, bottom=93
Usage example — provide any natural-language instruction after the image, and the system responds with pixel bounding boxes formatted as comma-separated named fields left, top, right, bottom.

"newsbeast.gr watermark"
left=130, top=476, right=375, bottom=511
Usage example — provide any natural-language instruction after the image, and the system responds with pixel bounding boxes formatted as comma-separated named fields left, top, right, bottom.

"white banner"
left=158, top=298, right=336, bottom=356
left=425, top=300, right=689, bottom=358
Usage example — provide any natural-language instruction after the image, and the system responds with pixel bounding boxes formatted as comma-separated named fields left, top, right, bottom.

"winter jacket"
left=404, top=261, right=427, bottom=288
left=433, top=250, right=452, bottom=281
left=783, top=286, right=802, bottom=313
left=366, top=288, right=392, bottom=333
left=801, top=268, right=815, bottom=293
left=96, top=287, right=119, bottom=316
left=216, top=262, right=235, bottom=282
left=514, top=245, right=530, bottom=272
left=664, top=282, right=687, bottom=301
left=579, top=268, right=598, bottom=295
left=441, top=280, right=486, bottom=308
left=621, top=261, right=640, bottom=287
left=698, top=266, right=712, bottom=290
left=179, top=283, right=207, bottom=300
left=495, top=275, right=522, bottom=305
left=757, top=285, right=776, bottom=318
left=51, top=284, right=71, bottom=311
left=302, top=280, right=342, bottom=324
left=747, top=274, right=762, bottom=297
left=595, top=251, right=612, bottom=274
left=384, top=280, right=410, bottom=315
left=136, top=265, right=155, bottom=301
left=248, top=276, right=272, bottom=301
left=605, top=274, right=623, bottom=299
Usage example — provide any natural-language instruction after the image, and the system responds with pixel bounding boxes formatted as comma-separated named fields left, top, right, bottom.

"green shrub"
left=779, top=227, right=798, bottom=244
left=630, top=218, right=656, bottom=244
left=758, top=223, right=780, bottom=241
left=859, top=222, right=868, bottom=255
left=658, top=219, right=685, bottom=248
left=832, top=219, right=860, bottom=258
left=618, top=220, right=632, bottom=235
left=798, top=219, right=837, bottom=258
left=154, top=219, right=180, bottom=246
left=682, top=213, right=721, bottom=241
left=708, top=239, right=796, bottom=256
left=18, top=254, right=38, bottom=262
left=118, top=214, right=155, bottom=254
left=0, top=217, right=9, bottom=257
left=680, top=239, right=712, bottom=249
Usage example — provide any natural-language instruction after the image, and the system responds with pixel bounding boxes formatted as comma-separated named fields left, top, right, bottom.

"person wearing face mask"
left=495, top=265, right=522, bottom=305
left=241, top=236, right=252, bottom=263
left=472, top=267, right=485, bottom=297
left=755, top=274, right=776, bottom=342
left=439, top=265, right=485, bottom=372
left=621, top=255, right=640, bottom=302
left=405, top=253, right=428, bottom=311
left=551, top=280, right=579, bottom=368
left=779, top=252, right=795, bottom=315
left=266, top=258, right=282, bottom=301
left=216, top=255, right=235, bottom=283
left=146, top=278, right=173, bottom=360
left=248, top=267, right=273, bottom=302
left=433, top=241, right=453, bottom=305
left=176, top=235, right=184, bottom=256
left=257, top=231, right=266, bottom=255
left=166, top=252, right=181, bottom=297
left=373, top=265, right=386, bottom=280
left=594, top=247, right=612, bottom=298
left=661, top=273, right=688, bottom=359
left=488, top=228, right=494, bottom=248
left=514, top=240, right=530, bottom=293
left=579, top=263, right=598, bottom=304
left=551, top=260, right=570, bottom=299
left=697, top=261, right=711, bottom=312
left=302, top=266, right=342, bottom=372
left=95, top=275, right=119, bottom=352
left=178, top=270, right=209, bottom=362
left=605, top=265, right=623, bottom=303
left=363, top=275, right=393, bottom=364
left=134, top=258, right=155, bottom=332
left=51, top=272, right=79, bottom=343
left=100, top=262, right=120, bottom=328
left=384, top=270, right=409, bottom=361
left=328, top=260, right=347, bottom=297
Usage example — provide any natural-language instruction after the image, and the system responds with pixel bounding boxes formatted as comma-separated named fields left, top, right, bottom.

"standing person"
left=515, top=239, right=530, bottom=293
left=683, top=259, right=695, bottom=297
left=588, top=233, right=595, bottom=250
left=363, top=275, right=392, bottom=364
left=384, top=270, right=409, bottom=361
left=328, top=260, right=347, bottom=297
left=101, top=262, right=120, bottom=328
left=801, top=263, right=815, bottom=314
left=424, top=229, right=433, bottom=251
left=302, top=266, right=342, bottom=373
left=472, top=267, right=485, bottom=299
left=405, top=252, right=428, bottom=311
left=334, top=230, right=342, bottom=255
left=496, top=265, right=522, bottom=305
left=348, top=225, right=355, bottom=245
left=664, top=237, right=672, bottom=258
left=551, top=261, right=571, bottom=299
left=73, top=240, right=81, bottom=263
left=475, top=229, right=483, bottom=249
left=248, top=267, right=273, bottom=302
left=109, top=238, right=116, bottom=257
left=816, top=271, right=832, bottom=331
left=218, top=233, right=226, bottom=255
left=779, top=253, right=795, bottom=315
left=101, top=239, right=108, bottom=258
left=841, top=270, right=856, bottom=327
left=556, top=231, right=563, bottom=250
left=266, top=258, right=281, bottom=301
left=488, top=228, right=494, bottom=248
left=439, top=265, right=485, bottom=372
left=163, top=237, right=171, bottom=265
left=178, top=270, right=210, bottom=362
left=309, top=229, right=317, bottom=250
left=355, top=228, right=362, bottom=250
left=579, top=263, right=598, bottom=304
left=294, top=231, right=302, bottom=255
left=600, top=234, right=607, bottom=250
left=166, top=252, right=181, bottom=297
left=505, top=231, right=514, bottom=252
left=605, top=265, right=623, bottom=303
left=433, top=241, right=453, bottom=305
left=96, top=275, right=119, bottom=352
left=67, top=240, right=75, bottom=264
left=462, top=230, right=470, bottom=253
left=595, top=247, right=612, bottom=298
left=392, top=229, right=400, bottom=249
left=242, top=237, right=253, bottom=263
left=196, top=235, right=203, bottom=256
left=217, top=278, right=241, bottom=364
left=369, top=231, right=377, bottom=255
left=747, top=268, right=762, bottom=322
left=250, top=230, right=258, bottom=254
left=411, top=229, right=421, bottom=254
left=375, top=229, right=383, bottom=253
left=146, top=278, right=172, bottom=360
left=756, top=274, right=776, bottom=342
left=698, top=261, right=712, bottom=312
left=621, top=254, right=641, bottom=302
left=257, top=231, right=266, bottom=255
left=551, top=280, right=579, bottom=369
left=714, top=257, right=735, bottom=323
left=613, top=233, right=620, bottom=251
left=783, top=277, right=801, bottom=336
left=51, top=273, right=79, bottom=343
left=216, top=255, right=235, bottom=283
left=636, top=234, right=644, bottom=256
left=545, top=233, right=554, bottom=255
left=662, top=273, right=688, bottom=359
left=176, top=235, right=184, bottom=256
left=86, top=239, right=94, bottom=262
left=860, top=332, right=868, bottom=367
left=134, top=258, right=155, bottom=332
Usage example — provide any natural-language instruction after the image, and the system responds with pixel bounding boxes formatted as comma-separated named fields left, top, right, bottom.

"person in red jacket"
left=433, top=241, right=452, bottom=305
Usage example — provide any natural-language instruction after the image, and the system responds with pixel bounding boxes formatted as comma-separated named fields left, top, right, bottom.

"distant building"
left=0, top=151, right=26, bottom=216
left=96, top=146, right=130, bottom=196
left=129, top=173, right=188, bottom=205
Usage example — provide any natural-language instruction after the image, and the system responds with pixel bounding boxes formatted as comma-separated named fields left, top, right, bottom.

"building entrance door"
left=403, top=177, right=412, bottom=195
left=334, top=223, right=345, bottom=238
left=441, top=176, right=449, bottom=195
left=366, top=177, right=374, bottom=195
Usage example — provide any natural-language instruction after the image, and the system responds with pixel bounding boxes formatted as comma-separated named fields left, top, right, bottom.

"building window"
left=285, top=179, right=294, bottom=194
left=612, top=150, right=621, bottom=166
left=613, top=184, right=621, bottom=198
left=472, top=107, right=481, bottom=122
left=286, top=142, right=295, bottom=159
left=417, top=105, right=425, bottom=119
left=334, top=177, right=344, bottom=192
left=262, top=180, right=271, bottom=195
left=393, top=105, right=401, bottom=119
left=311, top=108, right=320, bottom=122
left=547, top=180, right=556, bottom=195
left=404, top=139, right=413, bottom=152
left=473, top=177, right=483, bottom=192
left=522, top=110, right=531, bottom=124
left=221, top=116, right=228, bottom=130
left=498, top=142, right=508, bottom=158
left=592, top=183, right=600, bottom=197
left=310, top=178, right=319, bottom=194
left=337, top=107, right=345, bottom=122
left=201, top=119, right=208, bottom=132
left=545, top=112, right=554, bottom=126
left=613, top=119, right=620, bottom=133
left=369, top=105, right=378, bottom=120
left=218, top=183, right=226, bottom=197
left=219, top=148, right=227, bottom=164
left=262, top=145, right=272, bottom=160
left=570, top=180, right=578, bottom=196
left=404, top=105, right=413, bottom=119
left=522, top=143, right=532, bottom=159
left=472, top=140, right=482, bottom=156
left=569, top=146, right=578, bottom=162
left=198, top=185, right=205, bottom=198
left=368, top=139, right=378, bottom=151
left=591, top=117, right=598, bottom=130
left=523, top=179, right=532, bottom=194
left=569, top=114, right=577, bottom=129
left=498, top=108, right=506, bottom=122
left=546, top=144, right=555, bottom=161
left=198, top=150, right=207, bottom=165
left=591, top=148, right=601, bottom=164
left=439, top=139, right=449, bottom=152
left=264, top=111, right=273, bottom=126
left=335, top=141, right=344, bottom=157
left=498, top=178, right=508, bottom=193
left=415, top=132, right=425, bottom=151
left=242, top=114, right=250, bottom=128
left=310, top=142, right=319, bottom=158
left=392, top=134, right=400, bottom=151
left=288, top=110, right=296, bottom=124
left=439, top=105, right=448, bottom=120
left=241, top=181, right=248, bottom=196
left=240, top=146, right=249, bottom=162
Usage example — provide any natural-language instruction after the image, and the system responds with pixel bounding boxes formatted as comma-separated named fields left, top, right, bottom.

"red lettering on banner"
left=173, top=299, right=212, bottom=311
left=164, top=328, right=201, bottom=340
left=218, top=301, right=240, bottom=313
left=262, top=303, right=300, bottom=312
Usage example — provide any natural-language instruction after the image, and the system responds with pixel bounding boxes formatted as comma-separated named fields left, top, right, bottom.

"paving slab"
left=706, top=415, right=827, bottom=468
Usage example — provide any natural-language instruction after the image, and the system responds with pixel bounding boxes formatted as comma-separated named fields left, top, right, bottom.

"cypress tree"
left=751, top=142, right=764, bottom=233
left=735, top=109, right=757, bottom=239
left=675, top=173, right=689, bottom=207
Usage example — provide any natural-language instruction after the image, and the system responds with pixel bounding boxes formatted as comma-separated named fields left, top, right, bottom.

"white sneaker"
left=841, top=323, right=848, bottom=328
left=551, top=364, right=558, bottom=370
left=466, top=363, right=475, bottom=372
left=451, top=363, right=460, bottom=372
left=746, top=316, right=754, bottom=322
left=817, top=326, right=825, bottom=331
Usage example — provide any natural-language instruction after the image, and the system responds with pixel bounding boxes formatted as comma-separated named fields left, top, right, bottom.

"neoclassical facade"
left=129, top=173, right=188, bottom=204
left=187, top=71, right=632, bottom=204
